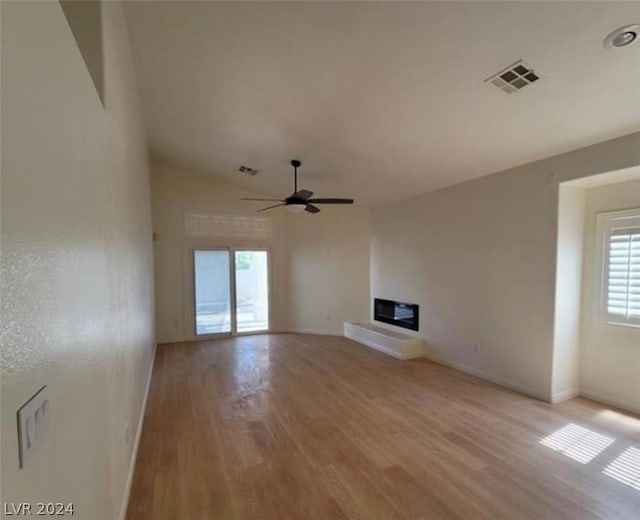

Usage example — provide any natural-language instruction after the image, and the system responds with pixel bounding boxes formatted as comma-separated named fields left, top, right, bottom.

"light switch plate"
left=17, top=386, right=49, bottom=468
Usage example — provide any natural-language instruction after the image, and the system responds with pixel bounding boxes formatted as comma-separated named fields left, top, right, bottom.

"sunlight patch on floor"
left=540, top=423, right=615, bottom=464
left=603, top=447, right=640, bottom=491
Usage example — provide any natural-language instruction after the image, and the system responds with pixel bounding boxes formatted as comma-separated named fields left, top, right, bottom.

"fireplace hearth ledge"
left=344, top=322, right=424, bottom=360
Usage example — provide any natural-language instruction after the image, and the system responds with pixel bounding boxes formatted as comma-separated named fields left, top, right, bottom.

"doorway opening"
left=193, top=248, right=270, bottom=336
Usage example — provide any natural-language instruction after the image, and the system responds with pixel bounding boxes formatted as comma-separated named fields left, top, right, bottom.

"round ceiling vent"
left=604, top=24, right=639, bottom=49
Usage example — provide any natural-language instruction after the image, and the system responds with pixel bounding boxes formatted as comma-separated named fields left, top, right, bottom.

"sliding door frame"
left=189, top=245, right=272, bottom=339
left=232, top=247, right=271, bottom=336
left=190, top=246, right=234, bottom=339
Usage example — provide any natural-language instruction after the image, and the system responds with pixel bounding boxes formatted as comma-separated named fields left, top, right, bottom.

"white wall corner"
left=551, top=388, right=580, bottom=404
left=551, top=184, right=586, bottom=401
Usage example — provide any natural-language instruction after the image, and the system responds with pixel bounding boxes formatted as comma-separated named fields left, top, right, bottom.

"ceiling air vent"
left=238, top=165, right=259, bottom=176
left=485, top=60, right=541, bottom=94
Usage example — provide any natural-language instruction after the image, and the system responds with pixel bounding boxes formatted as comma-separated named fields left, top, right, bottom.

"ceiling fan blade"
left=241, top=198, right=285, bottom=202
left=291, top=189, right=313, bottom=200
left=307, top=198, right=354, bottom=204
left=257, top=203, right=286, bottom=212
left=305, top=204, right=321, bottom=214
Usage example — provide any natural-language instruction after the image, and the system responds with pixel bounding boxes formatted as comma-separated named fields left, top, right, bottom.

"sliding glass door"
left=193, top=248, right=269, bottom=336
left=193, top=249, right=232, bottom=335
left=235, top=250, right=269, bottom=333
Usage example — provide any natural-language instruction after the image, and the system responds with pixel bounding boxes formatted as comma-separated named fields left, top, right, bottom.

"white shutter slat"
left=606, top=225, right=640, bottom=322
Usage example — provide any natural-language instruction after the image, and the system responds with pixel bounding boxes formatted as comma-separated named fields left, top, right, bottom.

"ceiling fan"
left=241, top=160, right=354, bottom=214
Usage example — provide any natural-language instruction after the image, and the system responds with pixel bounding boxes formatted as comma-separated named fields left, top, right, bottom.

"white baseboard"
left=118, top=343, right=157, bottom=520
left=421, top=350, right=551, bottom=402
left=286, top=328, right=344, bottom=337
left=551, top=388, right=580, bottom=403
left=580, top=388, right=640, bottom=415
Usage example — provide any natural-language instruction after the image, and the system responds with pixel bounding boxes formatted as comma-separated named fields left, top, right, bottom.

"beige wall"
left=151, top=161, right=289, bottom=343
left=151, top=160, right=371, bottom=341
left=372, top=132, right=640, bottom=401
left=551, top=185, right=586, bottom=402
left=1, top=2, right=154, bottom=519
left=580, top=179, right=640, bottom=414
left=286, top=206, right=371, bottom=335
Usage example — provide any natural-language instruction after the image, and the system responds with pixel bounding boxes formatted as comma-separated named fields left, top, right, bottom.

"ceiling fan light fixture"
left=285, top=203, right=306, bottom=213
left=242, top=159, right=354, bottom=214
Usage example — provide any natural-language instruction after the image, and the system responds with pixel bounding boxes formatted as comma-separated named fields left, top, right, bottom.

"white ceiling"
left=124, top=1, right=640, bottom=206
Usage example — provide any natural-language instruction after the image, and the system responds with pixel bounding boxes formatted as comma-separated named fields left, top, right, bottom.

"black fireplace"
left=374, top=298, right=419, bottom=331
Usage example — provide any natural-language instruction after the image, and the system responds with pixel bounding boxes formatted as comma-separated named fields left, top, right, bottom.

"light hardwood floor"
left=126, top=333, right=640, bottom=519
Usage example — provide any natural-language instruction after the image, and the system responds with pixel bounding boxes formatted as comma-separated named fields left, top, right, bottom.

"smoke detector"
left=238, top=165, right=258, bottom=176
left=604, top=24, right=639, bottom=49
left=485, top=60, right=541, bottom=94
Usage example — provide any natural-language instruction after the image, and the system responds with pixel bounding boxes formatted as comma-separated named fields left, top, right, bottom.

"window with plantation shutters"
left=607, top=230, right=640, bottom=319
left=597, top=209, right=640, bottom=328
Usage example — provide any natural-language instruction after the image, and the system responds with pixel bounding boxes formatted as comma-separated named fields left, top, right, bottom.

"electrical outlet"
left=324, top=313, right=331, bottom=322
left=474, top=343, right=480, bottom=353
left=17, top=386, right=49, bottom=468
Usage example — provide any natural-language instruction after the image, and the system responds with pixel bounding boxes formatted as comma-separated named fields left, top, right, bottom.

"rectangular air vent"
left=485, top=60, right=540, bottom=94
left=238, top=165, right=258, bottom=176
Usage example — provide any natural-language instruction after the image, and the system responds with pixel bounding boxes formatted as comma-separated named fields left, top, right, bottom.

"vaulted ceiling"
left=124, top=1, right=640, bottom=206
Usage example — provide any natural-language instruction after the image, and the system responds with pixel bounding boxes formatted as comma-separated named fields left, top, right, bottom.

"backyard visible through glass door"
left=235, top=250, right=269, bottom=332
left=194, top=249, right=231, bottom=335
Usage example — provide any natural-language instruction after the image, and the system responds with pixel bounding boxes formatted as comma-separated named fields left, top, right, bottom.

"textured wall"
left=1, top=2, right=155, bottom=519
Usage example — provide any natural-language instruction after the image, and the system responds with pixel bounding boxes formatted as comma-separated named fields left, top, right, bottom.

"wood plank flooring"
left=126, top=333, right=640, bottom=520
